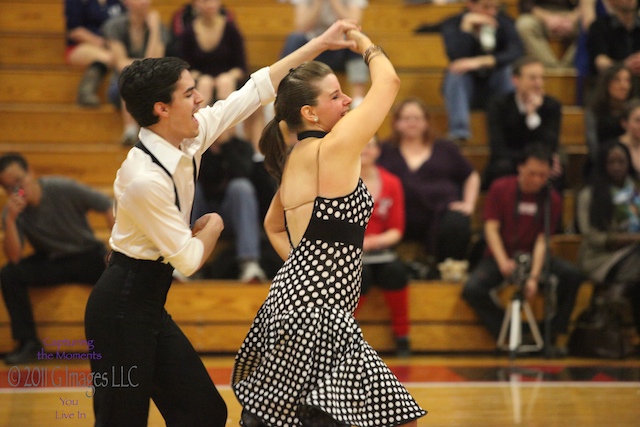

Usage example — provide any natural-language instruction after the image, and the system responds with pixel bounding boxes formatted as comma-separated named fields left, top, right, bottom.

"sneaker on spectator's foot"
left=76, top=65, right=104, bottom=108
left=239, top=260, right=268, bottom=283
left=77, top=89, right=101, bottom=108
left=395, top=336, right=411, bottom=358
left=5, top=339, right=42, bottom=365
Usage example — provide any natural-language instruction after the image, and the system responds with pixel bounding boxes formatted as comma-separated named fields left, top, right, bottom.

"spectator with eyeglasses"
left=0, top=153, right=114, bottom=364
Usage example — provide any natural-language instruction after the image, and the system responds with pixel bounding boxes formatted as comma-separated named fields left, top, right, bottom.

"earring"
left=314, top=117, right=319, bottom=123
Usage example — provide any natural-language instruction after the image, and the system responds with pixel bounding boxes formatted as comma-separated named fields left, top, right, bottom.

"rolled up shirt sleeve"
left=195, top=67, right=275, bottom=154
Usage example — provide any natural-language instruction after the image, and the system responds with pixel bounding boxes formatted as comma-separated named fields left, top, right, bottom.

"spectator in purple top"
left=377, top=97, right=481, bottom=269
left=64, top=0, right=125, bottom=107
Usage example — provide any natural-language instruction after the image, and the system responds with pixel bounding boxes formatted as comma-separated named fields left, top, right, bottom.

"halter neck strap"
left=297, top=130, right=328, bottom=140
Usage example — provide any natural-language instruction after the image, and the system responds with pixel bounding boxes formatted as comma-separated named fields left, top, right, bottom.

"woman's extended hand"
left=317, top=19, right=360, bottom=52
left=346, top=28, right=372, bottom=55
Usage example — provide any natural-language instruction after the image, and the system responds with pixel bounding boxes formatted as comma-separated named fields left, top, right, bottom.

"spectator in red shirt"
left=356, top=135, right=411, bottom=357
left=462, top=143, right=583, bottom=355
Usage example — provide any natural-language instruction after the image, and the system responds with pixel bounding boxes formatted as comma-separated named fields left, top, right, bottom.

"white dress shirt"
left=109, top=67, right=275, bottom=276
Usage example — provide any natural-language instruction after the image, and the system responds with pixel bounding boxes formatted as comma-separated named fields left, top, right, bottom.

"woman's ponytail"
left=259, top=118, right=288, bottom=183
left=258, top=61, right=333, bottom=183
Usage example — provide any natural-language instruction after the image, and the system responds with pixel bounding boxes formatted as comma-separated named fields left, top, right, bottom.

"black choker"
left=297, top=130, right=328, bottom=140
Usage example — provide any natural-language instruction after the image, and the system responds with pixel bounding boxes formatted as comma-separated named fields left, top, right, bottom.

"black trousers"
left=361, top=259, right=408, bottom=293
left=84, top=252, right=227, bottom=427
left=0, top=246, right=107, bottom=341
left=434, top=210, right=472, bottom=262
left=405, top=209, right=472, bottom=263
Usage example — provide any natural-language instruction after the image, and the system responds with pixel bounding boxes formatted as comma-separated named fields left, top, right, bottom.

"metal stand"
left=541, top=184, right=555, bottom=358
left=497, top=287, right=544, bottom=358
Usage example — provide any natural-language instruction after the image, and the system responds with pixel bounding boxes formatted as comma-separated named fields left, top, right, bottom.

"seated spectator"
left=166, top=0, right=233, bottom=56
left=462, top=144, right=583, bottom=355
left=585, top=63, right=633, bottom=170
left=484, top=56, right=564, bottom=190
left=191, top=128, right=268, bottom=282
left=178, top=0, right=246, bottom=107
left=617, top=98, right=640, bottom=170
left=278, top=0, right=369, bottom=106
left=103, top=0, right=170, bottom=146
left=0, top=153, right=114, bottom=364
left=176, top=0, right=264, bottom=148
left=441, top=0, right=524, bottom=142
left=377, top=97, right=481, bottom=270
left=587, top=0, right=640, bottom=93
left=515, top=0, right=582, bottom=69
left=576, top=140, right=640, bottom=338
left=356, top=136, right=411, bottom=357
left=64, top=0, right=125, bottom=107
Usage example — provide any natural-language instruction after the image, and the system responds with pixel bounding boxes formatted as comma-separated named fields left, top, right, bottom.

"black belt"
left=108, top=250, right=171, bottom=272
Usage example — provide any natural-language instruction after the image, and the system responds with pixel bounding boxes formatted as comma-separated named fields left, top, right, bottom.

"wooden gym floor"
left=1, top=354, right=639, bottom=426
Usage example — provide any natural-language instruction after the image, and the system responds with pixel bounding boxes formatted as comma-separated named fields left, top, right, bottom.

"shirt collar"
left=139, top=127, right=192, bottom=174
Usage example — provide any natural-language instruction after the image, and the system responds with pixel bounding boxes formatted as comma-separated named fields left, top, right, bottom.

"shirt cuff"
left=251, top=67, right=276, bottom=106
left=166, top=238, right=205, bottom=278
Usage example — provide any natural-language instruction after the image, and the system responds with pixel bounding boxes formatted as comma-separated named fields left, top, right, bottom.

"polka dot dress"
left=232, top=179, right=427, bottom=426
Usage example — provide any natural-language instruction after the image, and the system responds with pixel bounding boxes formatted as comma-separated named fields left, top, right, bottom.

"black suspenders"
left=134, top=141, right=197, bottom=212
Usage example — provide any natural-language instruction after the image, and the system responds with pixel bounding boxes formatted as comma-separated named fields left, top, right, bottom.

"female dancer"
left=232, top=29, right=426, bottom=426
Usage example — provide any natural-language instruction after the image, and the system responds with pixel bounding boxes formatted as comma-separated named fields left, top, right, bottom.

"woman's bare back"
left=281, top=136, right=361, bottom=248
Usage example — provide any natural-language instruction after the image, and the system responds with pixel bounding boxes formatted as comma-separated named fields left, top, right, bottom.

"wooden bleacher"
left=0, top=0, right=579, bottom=133
left=0, top=0, right=594, bottom=354
left=0, top=280, right=594, bottom=355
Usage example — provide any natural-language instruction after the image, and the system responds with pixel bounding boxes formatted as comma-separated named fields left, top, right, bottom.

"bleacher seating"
left=0, top=0, right=592, bottom=354
left=0, top=280, right=594, bottom=354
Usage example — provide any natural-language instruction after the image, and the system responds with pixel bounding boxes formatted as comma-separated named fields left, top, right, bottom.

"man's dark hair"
left=518, top=142, right=553, bottom=166
left=0, top=153, right=28, bottom=174
left=119, top=57, right=190, bottom=128
left=512, top=56, right=543, bottom=77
